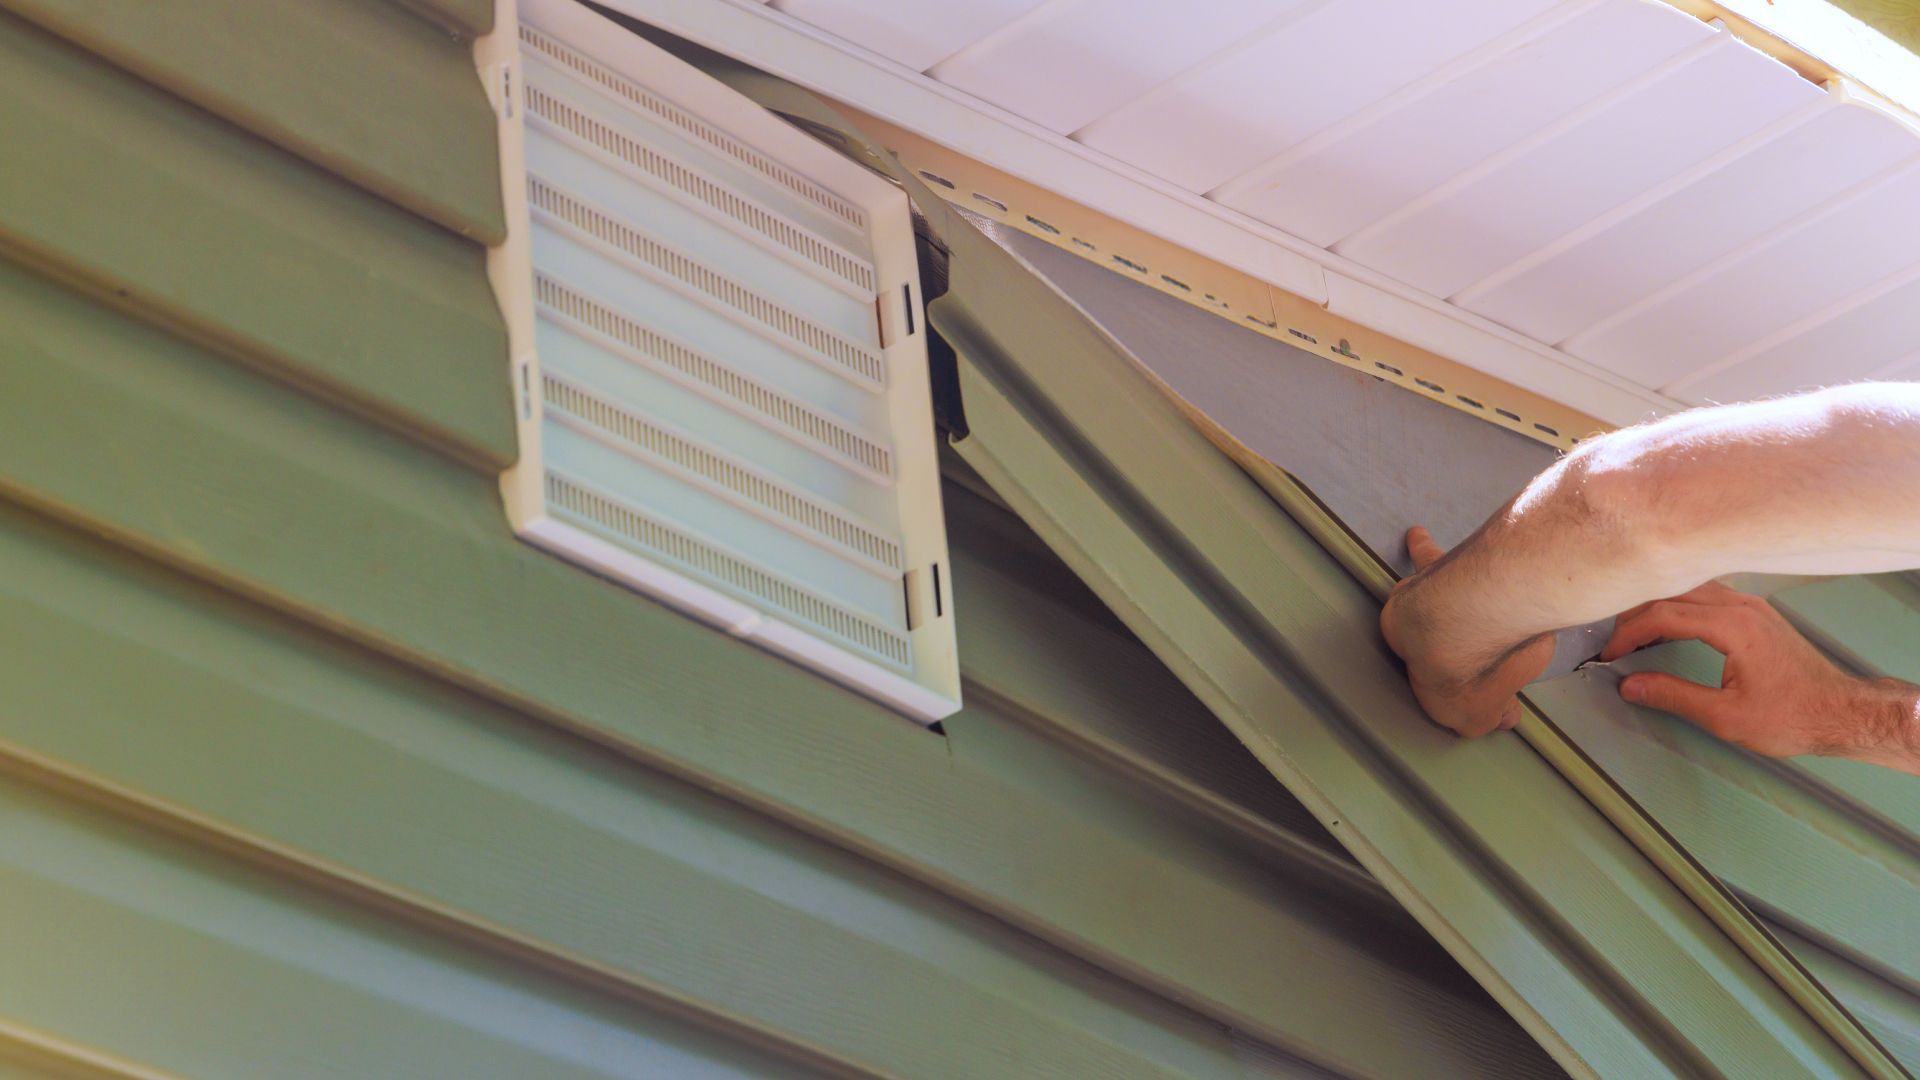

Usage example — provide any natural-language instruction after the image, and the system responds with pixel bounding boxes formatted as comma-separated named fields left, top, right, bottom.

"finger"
left=1600, top=601, right=1745, bottom=661
left=1406, top=526, right=1446, bottom=573
left=1620, top=671, right=1727, bottom=729
left=1683, top=580, right=1754, bottom=606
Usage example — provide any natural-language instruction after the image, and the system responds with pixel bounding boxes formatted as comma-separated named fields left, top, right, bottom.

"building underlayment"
left=970, top=215, right=1612, bottom=680
left=669, top=45, right=1911, bottom=1076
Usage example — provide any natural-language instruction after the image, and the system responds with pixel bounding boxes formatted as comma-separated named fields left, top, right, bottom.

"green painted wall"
left=0, top=2, right=1556, bottom=1075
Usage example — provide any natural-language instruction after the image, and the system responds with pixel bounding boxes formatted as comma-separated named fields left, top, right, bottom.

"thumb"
left=1619, top=671, right=1723, bottom=725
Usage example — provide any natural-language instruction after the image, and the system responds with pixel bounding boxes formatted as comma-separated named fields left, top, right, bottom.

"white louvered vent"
left=479, top=0, right=959, bottom=721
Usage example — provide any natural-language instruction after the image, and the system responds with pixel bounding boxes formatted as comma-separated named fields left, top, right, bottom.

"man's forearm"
left=1849, top=677, right=1920, bottom=774
left=1392, top=383, right=1920, bottom=673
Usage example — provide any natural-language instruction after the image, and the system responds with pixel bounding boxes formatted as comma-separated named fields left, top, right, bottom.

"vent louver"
left=480, top=0, right=959, bottom=721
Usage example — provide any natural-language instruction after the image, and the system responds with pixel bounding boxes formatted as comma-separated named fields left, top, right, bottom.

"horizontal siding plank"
left=0, top=504, right=1315, bottom=1080
left=1773, top=575, right=1920, bottom=840
left=0, top=261, right=1548, bottom=1078
left=395, top=0, right=493, bottom=38
left=0, top=0, right=505, bottom=243
left=1528, top=645, right=1920, bottom=999
left=1777, top=924, right=1920, bottom=1073
left=0, top=777, right=813, bottom=1080
left=0, top=12, right=514, bottom=468
left=946, top=486, right=1348, bottom=857
left=0, top=1026, right=149, bottom=1080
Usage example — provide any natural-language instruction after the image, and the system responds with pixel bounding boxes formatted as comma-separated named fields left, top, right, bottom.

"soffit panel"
left=674, top=0, right=1920, bottom=418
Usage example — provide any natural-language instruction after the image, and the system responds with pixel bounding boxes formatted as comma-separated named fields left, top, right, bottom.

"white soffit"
left=614, top=0, right=1920, bottom=425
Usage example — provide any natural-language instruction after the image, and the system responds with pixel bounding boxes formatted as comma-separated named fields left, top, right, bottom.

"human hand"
left=1601, top=581, right=1920, bottom=764
left=1380, top=526, right=1555, bottom=738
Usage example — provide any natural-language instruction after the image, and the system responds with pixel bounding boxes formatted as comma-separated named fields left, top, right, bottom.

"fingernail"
left=1620, top=678, right=1644, bottom=704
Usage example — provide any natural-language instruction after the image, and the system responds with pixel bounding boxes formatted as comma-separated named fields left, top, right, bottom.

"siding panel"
left=0, top=778, right=811, bottom=1080
left=0, top=499, right=1307, bottom=1078
left=0, top=12, right=513, bottom=467
left=0, top=254, right=1546, bottom=1075
left=0, top=0, right=505, bottom=242
left=0, top=5, right=1565, bottom=1074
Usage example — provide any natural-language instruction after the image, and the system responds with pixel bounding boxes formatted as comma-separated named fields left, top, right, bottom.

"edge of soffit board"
left=1666, top=0, right=1920, bottom=131
left=588, top=0, right=1683, bottom=431
left=654, top=48, right=1905, bottom=1078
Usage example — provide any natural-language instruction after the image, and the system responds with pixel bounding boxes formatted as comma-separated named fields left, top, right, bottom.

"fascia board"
left=593, top=0, right=1681, bottom=430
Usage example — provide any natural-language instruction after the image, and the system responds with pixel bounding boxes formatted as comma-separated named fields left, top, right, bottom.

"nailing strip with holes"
left=853, top=108, right=1607, bottom=452
left=479, top=0, right=959, bottom=722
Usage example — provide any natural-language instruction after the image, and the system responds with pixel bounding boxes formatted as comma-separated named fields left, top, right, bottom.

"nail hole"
left=1245, top=315, right=1277, bottom=329
left=1334, top=338, right=1359, bottom=358
left=1415, top=378, right=1445, bottom=393
left=1456, top=394, right=1483, bottom=409
left=1287, top=328, right=1318, bottom=345
left=917, top=170, right=955, bottom=189
left=1375, top=361, right=1403, bottom=377
left=1534, top=422, right=1560, bottom=437
left=972, top=191, right=1008, bottom=212
left=1071, top=237, right=1096, bottom=252
left=1025, top=214, right=1060, bottom=235
left=1111, top=254, right=1147, bottom=273
left=1160, top=274, right=1191, bottom=292
left=1495, top=408, right=1521, bottom=422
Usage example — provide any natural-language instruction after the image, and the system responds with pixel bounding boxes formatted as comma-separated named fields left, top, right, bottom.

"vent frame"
left=479, top=0, right=959, bottom=722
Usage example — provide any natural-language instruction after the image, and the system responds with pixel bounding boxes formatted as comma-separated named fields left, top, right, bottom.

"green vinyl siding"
left=0, top=8, right=514, bottom=468
left=0, top=778, right=804, bottom=1080
left=0, top=3, right=1556, bottom=1075
left=1524, top=573, right=1920, bottom=1072
left=709, top=60, right=1884, bottom=1071
left=1, top=0, right=505, bottom=242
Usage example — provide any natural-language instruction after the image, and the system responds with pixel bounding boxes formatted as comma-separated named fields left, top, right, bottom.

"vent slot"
left=524, top=82, right=875, bottom=294
left=547, top=472, right=913, bottom=668
left=534, top=274, right=893, bottom=477
left=519, top=24, right=865, bottom=229
left=544, top=373, right=903, bottom=569
left=530, top=177, right=886, bottom=388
